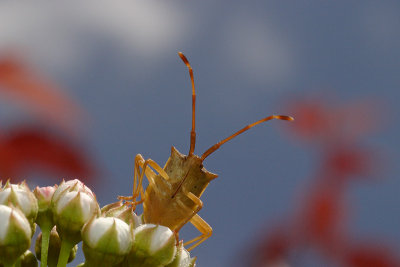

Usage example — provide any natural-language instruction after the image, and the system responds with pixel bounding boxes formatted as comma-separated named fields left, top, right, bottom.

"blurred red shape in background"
left=294, top=182, right=349, bottom=257
left=322, top=144, right=377, bottom=179
left=286, top=99, right=332, bottom=141
left=250, top=226, right=292, bottom=266
left=0, top=128, right=95, bottom=184
left=0, top=54, right=85, bottom=134
left=245, top=96, right=393, bottom=266
left=286, top=97, right=381, bottom=143
left=0, top=52, right=96, bottom=185
left=343, top=243, right=399, bottom=267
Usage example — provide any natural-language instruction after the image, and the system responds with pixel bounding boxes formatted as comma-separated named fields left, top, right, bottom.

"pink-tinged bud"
left=34, top=186, right=56, bottom=211
left=0, top=181, right=38, bottom=233
left=52, top=190, right=100, bottom=244
left=166, top=242, right=196, bottom=267
left=126, top=224, right=177, bottom=266
left=33, top=186, right=57, bottom=229
left=101, top=201, right=142, bottom=228
left=82, top=217, right=132, bottom=266
left=0, top=205, right=32, bottom=266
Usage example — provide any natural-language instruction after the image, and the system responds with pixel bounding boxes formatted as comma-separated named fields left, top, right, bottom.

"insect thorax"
left=143, top=146, right=217, bottom=230
left=164, top=146, right=218, bottom=198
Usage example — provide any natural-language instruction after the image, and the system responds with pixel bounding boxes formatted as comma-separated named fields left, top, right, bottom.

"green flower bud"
left=102, top=201, right=142, bottom=228
left=0, top=205, right=31, bottom=266
left=33, top=186, right=56, bottom=229
left=0, top=181, right=38, bottom=232
left=126, top=224, right=177, bottom=267
left=19, top=250, right=38, bottom=267
left=52, top=190, right=100, bottom=244
left=82, top=217, right=132, bottom=266
left=166, top=242, right=196, bottom=267
left=35, top=226, right=77, bottom=267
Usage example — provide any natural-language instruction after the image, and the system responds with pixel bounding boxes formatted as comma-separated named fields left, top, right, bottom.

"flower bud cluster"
left=0, top=179, right=196, bottom=267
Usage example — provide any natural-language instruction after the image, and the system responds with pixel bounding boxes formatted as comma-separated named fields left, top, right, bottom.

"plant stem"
left=41, top=227, right=51, bottom=267
left=57, top=240, right=74, bottom=267
left=3, top=262, right=16, bottom=267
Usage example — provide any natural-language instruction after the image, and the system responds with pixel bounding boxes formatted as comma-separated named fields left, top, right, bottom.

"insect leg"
left=132, top=156, right=170, bottom=183
left=175, top=191, right=211, bottom=251
left=136, top=157, right=172, bottom=196
left=137, top=157, right=173, bottom=200
left=132, top=154, right=145, bottom=200
left=184, top=214, right=213, bottom=251
left=174, top=191, right=203, bottom=232
left=123, top=157, right=167, bottom=206
left=118, top=154, right=146, bottom=207
left=142, top=159, right=170, bottom=181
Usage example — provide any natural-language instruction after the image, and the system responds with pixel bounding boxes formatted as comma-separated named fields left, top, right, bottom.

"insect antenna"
left=178, top=52, right=197, bottom=156
left=201, top=115, right=294, bottom=160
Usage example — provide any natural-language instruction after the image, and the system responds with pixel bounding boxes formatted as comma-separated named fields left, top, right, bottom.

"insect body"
left=121, top=52, right=293, bottom=251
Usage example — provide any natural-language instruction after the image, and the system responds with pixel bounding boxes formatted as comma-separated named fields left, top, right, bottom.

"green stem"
left=56, top=240, right=74, bottom=267
left=3, top=262, right=16, bottom=267
left=41, top=227, right=51, bottom=267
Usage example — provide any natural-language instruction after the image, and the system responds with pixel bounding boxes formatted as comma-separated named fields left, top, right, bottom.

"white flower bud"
left=102, top=201, right=142, bottom=228
left=0, top=205, right=31, bottom=266
left=166, top=242, right=196, bottom=267
left=52, top=179, right=96, bottom=206
left=52, top=190, right=100, bottom=244
left=82, top=217, right=132, bottom=266
left=0, top=181, right=38, bottom=234
left=101, top=201, right=123, bottom=214
left=126, top=224, right=177, bottom=266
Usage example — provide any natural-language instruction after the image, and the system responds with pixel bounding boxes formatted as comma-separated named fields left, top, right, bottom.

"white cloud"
left=0, top=1, right=188, bottom=74
left=219, top=12, right=294, bottom=86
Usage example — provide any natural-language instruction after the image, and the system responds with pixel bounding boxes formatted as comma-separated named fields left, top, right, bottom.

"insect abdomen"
left=143, top=180, right=198, bottom=231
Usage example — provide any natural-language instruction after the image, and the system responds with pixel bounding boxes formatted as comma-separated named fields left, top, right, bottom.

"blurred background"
left=0, top=1, right=399, bottom=266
